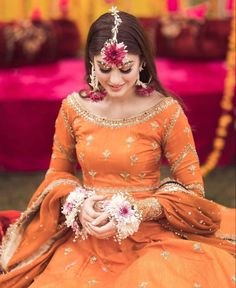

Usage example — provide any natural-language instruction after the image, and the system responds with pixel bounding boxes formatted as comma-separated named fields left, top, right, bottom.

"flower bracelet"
left=61, top=187, right=95, bottom=240
left=103, top=192, right=142, bottom=243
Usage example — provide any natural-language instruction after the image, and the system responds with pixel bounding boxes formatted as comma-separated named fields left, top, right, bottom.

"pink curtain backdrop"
left=0, top=58, right=235, bottom=171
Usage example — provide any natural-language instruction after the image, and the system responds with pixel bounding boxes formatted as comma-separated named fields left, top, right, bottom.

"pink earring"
left=135, top=63, right=154, bottom=96
left=87, top=62, right=106, bottom=102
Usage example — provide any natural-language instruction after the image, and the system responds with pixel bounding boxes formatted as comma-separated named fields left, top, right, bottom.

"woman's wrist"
left=61, top=187, right=95, bottom=240
left=103, top=192, right=142, bottom=243
left=136, top=197, right=164, bottom=222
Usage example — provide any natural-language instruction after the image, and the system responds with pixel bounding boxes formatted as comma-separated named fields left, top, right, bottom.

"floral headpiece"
left=100, top=6, right=128, bottom=66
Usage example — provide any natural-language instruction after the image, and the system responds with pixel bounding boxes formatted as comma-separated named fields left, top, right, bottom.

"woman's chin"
left=106, top=86, right=135, bottom=98
left=107, top=89, right=125, bottom=98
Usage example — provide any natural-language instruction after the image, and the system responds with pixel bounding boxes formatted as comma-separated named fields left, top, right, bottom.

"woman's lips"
left=108, top=84, right=125, bottom=91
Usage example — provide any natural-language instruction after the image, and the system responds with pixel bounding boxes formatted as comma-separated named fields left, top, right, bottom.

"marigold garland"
left=200, top=5, right=235, bottom=176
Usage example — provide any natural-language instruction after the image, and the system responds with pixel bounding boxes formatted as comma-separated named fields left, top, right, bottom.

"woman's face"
left=93, top=54, right=141, bottom=99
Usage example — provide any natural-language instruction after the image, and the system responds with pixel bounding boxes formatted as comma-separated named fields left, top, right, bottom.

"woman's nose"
left=109, top=70, right=122, bottom=84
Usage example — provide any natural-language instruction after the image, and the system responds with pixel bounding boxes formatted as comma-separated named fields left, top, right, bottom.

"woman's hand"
left=79, top=195, right=106, bottom=228
left=85, top=212, right=116, bottom=239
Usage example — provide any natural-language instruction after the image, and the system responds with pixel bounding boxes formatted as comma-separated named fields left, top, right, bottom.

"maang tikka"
left=87, top=6, right=153, bottom=101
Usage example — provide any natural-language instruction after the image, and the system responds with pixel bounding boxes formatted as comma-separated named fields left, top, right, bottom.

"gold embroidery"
left=83, top=184, right=160, bottom=194
left=65, top=261, right=77, bottom=270
left=232, top=276, right=236, bottom=283
left=51, top=153, right=56, bottom=160
left=136, top=197, right=163, bottom=221
left=45, top=168, right=56, bottom=176
left=186, top=183, right=205, bottom=197
left=130, top=154, right=138, bottom=165
left=78, top=152, right=85, bottom=161
left=89, top=255, right=97, bottom=264
left=102, top=150, right=111, bottom=160
left=155, top=154, right=161, bottom=163
left=165, top=152, right=172, bottom=160
left=193, top=283, right=201, bottom=288
left=151, top=121, right=159, bottom=130
left=86, top=135, right=94, bottom=146
left=126, top=136, right=135, bottom=148
left=152, top=141, right=158, bottom=150
left=161, top=250, right=169, bottom=260
left=215, top=231, right=236, bottom=243
left=67, top=92, right=176, bottom=128
left=73, top=118, right=80, bottom=125
left=61, top=105, right=75, bottom=140
left=88, top=170, right=97, bottom=178
left=193, top=243, right=201, bottom=251
left=188, top=164, right=196, bottom=175
left=184, top=126, right=191, bottom=136
left=87, top=279, right=98, bottom=286
left=54, top=136, right=76, bottom=163
left=163, top=106, right=181, bottom=146
left=170, top=144, right=198, bottom=174
left=138, top=282, right=149, bottom=288
left=120, top=172, right=130, bottom=181
left=64, top=247, right=73, bottom=255
left=138, top=172, right=146, bottom=179
left=157, top=181, right=198, bottom=196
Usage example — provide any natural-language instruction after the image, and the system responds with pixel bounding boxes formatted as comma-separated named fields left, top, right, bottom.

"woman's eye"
left=99, top=67, right=111, bottom=73
left=120, top=68, right=132, bottom=74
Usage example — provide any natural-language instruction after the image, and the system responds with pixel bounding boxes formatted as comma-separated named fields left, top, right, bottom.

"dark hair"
left=81, top=11, right=170, bottom=97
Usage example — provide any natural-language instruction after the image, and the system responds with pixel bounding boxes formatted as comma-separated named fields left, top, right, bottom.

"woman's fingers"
left=91, top=213, right=109, bottom=226
left=89, top=194, right=107, bottom=203
left=83, top=196, right=107, bottom=219
left=87, top=221, right=116, bottom=237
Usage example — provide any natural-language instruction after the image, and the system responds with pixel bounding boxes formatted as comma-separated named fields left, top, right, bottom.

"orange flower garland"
left=201, top=5, right=235, bottom=176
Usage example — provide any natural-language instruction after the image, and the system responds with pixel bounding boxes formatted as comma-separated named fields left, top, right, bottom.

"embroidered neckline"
left=67, top=92, right=176, bottom=128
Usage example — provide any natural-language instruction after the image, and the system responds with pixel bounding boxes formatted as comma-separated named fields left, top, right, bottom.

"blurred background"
left=0, top=0, right=235, bottom=211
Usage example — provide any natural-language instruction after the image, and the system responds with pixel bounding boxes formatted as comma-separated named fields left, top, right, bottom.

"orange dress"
left=0, top=93, right=235, bottom=288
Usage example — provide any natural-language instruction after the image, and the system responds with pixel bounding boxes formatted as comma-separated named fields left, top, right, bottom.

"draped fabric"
left=0, top=93, right=235, bottom=288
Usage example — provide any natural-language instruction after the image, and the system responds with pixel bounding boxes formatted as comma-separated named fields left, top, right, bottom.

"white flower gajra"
left=104, top=192, right=142, bottom=242
left=61, top=187, right=95, bottom=240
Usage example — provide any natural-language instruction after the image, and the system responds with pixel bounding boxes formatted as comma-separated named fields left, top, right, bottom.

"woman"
left=0, top=7, right=235, bottom=288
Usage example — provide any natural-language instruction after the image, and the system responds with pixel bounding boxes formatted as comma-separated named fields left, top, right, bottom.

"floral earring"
left=87, top=62, right=106, bottom=102
left=135, top=63, right=154, bottom=96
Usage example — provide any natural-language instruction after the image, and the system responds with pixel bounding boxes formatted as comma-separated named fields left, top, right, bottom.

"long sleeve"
left=45, top=99, right=77, bottom=178
left=137, top=102, right=221, bottom=237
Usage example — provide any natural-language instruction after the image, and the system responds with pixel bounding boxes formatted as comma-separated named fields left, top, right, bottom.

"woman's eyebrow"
left=97, top=60, right=110, bottom=66
left=122, top=60, right=134, bottom=65
left=97, top=60, right=134, bottom=67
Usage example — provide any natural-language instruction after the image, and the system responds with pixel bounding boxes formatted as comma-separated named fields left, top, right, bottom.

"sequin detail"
left=170, top=144, right=198, bottom=174
left=103, top=150, right=111, bottom=160
left=61, top=103, right=75, bottom=140
left=162, top=106, right=181, bottom=146
left=161, top=250, right=170, bottom=260
left=136, top=197, right=163, bottom=221
left=83, top=184, right=160, bottom=194
left=67, top=92, right=176, bottom=128
left=186, top=183, right=205, bottom=197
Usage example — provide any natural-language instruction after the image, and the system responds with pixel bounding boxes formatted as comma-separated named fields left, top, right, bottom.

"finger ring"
left=94, top=201, right=104, bottom=212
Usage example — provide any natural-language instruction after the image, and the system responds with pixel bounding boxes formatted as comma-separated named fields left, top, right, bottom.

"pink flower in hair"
left=101, top=40, right=128, bottom=66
